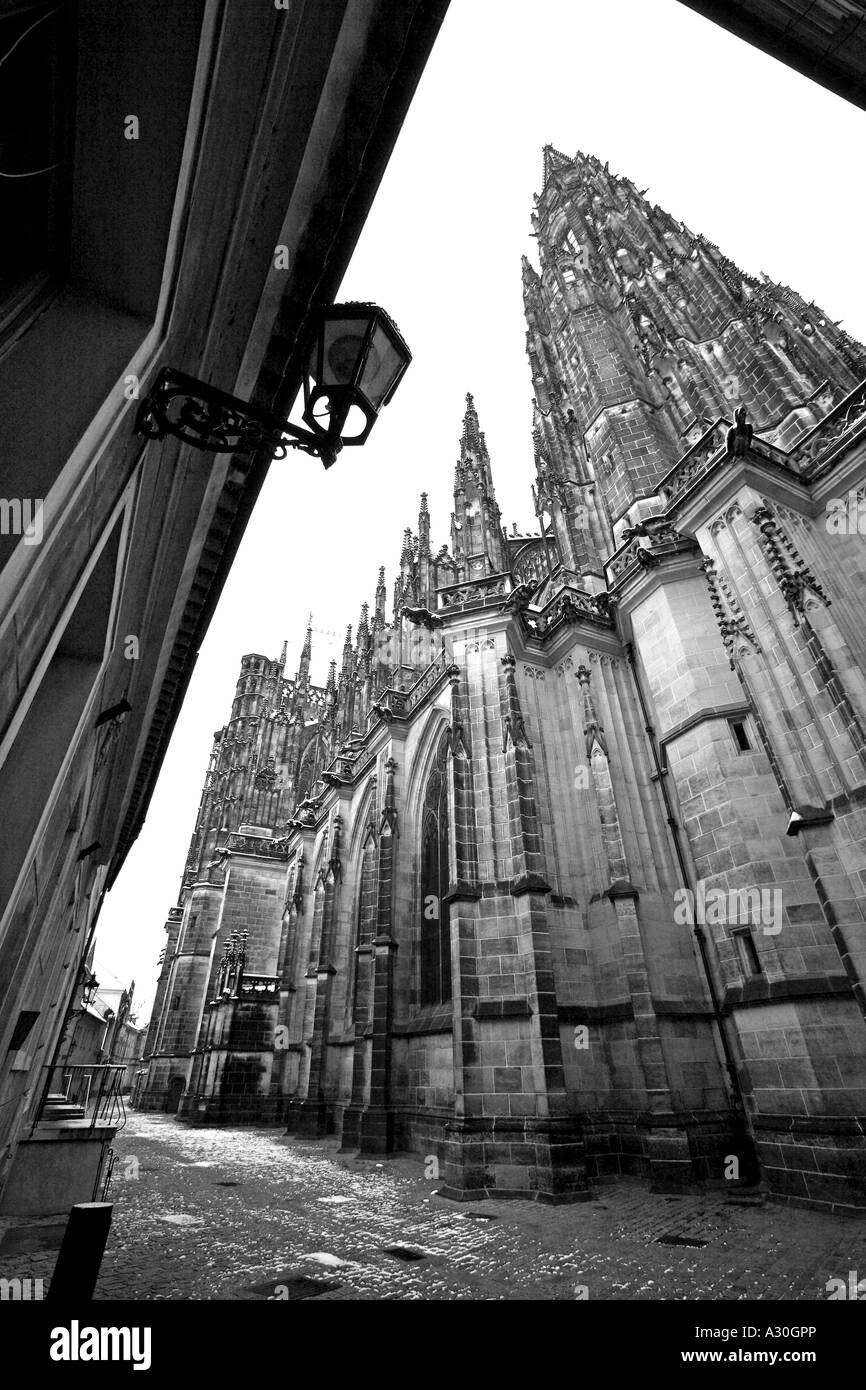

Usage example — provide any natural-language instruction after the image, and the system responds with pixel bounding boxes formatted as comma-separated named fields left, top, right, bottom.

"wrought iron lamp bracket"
left=135, top=368, right=341, bottom=468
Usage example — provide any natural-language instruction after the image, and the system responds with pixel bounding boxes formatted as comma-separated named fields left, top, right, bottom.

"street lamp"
left=81, top=967, right=99, bottom=1009
left=135, top=302, right=411, bottom=469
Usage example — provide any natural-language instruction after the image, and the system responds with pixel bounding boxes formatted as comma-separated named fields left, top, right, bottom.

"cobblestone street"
left=3, top=1113, right=866, bottom=1301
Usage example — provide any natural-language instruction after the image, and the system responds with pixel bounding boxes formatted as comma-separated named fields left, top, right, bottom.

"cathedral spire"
left=461, top=392, right=486, bottom=458
left=526, top=146, right=866, bottom=522
left=521, top=254, right=541, bottom=291
left=400, top=527, right=414, bottom=569
left=451, top=394, right=506, bottom=580
left=398, top=528, right=417, bottom=610
left=325, top=659, right=337, bottom=705
left=418, top=492, right=430, bottom=556
left=373, top=568, right=387, bottom=632
left=295, top=614, right=312, bottom=688
left=541, top=143, right=572, bottom=189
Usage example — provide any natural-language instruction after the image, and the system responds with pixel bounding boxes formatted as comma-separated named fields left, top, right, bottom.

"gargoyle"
left=499, top=579, right=535, bottom=613
left=401, top=605, right=443, bottom=630
left=726, top=405, right=753, bottom=458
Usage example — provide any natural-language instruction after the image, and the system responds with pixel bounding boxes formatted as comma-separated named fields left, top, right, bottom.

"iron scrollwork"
left=135, top=368, right=339, bottom=466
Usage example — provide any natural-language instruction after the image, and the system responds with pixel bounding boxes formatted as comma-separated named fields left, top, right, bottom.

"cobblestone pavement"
left=2, top=1112, right=865, bottom=1301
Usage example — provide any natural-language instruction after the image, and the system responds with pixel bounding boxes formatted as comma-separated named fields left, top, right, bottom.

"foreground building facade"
left=0, top=0, right=447, bottom=1214
left=141, top=148, right=866, bottom=1212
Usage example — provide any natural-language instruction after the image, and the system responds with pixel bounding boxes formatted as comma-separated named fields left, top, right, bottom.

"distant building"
left=142, top=148, right=866, bottom=1212
left=0, top=0, right=447, bottom=1215
left=60, top=965, right=146, bottom=1090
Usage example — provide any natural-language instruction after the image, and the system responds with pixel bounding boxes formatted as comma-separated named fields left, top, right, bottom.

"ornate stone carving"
left=700, top=556, right=760, bottom=667
left=791, top=380, right=866, bottom=472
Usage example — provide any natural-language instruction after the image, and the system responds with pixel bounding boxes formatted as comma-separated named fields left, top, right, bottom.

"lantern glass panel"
left=359, top=320, right=404, bottom=409
left=321, top=316, right=371, bottom=387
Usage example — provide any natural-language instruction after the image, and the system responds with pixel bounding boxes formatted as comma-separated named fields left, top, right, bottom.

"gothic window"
left=356, top=837, right=377, bottom=951
left=351, top=835, right=377, bottom=1012
left=419, top=732, right=451, bottom=1007
left=294, top=735, right=320, bottom=805
left=563, top=227, right=580, bottom=257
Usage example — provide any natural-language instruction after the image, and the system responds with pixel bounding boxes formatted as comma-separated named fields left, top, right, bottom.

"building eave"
left=107, top=0, right=449, bottom=887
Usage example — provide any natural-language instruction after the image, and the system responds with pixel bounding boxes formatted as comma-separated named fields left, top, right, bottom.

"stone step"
left=41, top=1102, right=87, bottom=1121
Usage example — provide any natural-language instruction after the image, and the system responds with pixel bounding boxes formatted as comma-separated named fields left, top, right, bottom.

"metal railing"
left=36, top=1063, right=128, bottom=1134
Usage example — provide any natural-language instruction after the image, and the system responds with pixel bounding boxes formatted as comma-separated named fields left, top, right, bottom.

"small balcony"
left=0, top=1065, right=126, bottom=1217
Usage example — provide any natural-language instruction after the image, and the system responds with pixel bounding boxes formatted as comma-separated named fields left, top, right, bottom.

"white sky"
left=95, top=0, right=866, bottom=1018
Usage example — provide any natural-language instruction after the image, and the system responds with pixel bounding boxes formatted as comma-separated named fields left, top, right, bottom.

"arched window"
left=351, top=834, right=377, bottom=1017
left=356, top=836, right=377, bottom=950
left=419, top=732, right=451, bottom=1006
left=294, top=734, right=320, bottom=805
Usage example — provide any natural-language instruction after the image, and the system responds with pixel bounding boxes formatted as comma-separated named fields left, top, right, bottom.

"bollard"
left=47, top=1202, right=113, bottom=1303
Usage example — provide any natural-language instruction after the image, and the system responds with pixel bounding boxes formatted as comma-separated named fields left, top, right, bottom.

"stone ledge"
left=443, top=881, right=482, bottom=903
left=559, top=1000, right=634, bottom=1023
left=470, top=997, right=534, bottom=1020
left=724, top=972, right=853, bottom=1009
left=392, top=1004, right=454, bottom=1036
left=509, top=873, right=552, bottom=897
left=751, top=1113, right=866, bottom=1137
left=558, top=998, right=714, bottom=1022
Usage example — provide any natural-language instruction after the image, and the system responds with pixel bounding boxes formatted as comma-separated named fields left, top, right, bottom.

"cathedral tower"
left=140, top=148, right=866, bottom=1212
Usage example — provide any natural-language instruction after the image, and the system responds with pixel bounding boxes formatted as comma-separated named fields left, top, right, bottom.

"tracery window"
left=294, top=735, right=319, bottom=805
left=351, top=834, right=377, bottom=1011
left=419, top=732, right=451, bottom=1006
left=356, top=837, right=377, bottom=951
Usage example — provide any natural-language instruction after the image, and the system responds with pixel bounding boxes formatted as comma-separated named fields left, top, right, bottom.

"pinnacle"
left=521, top=255, right=541, bottom=287
left=542, top=143, right=572, bottom=185
left=460, top=392, right=486, bottom=456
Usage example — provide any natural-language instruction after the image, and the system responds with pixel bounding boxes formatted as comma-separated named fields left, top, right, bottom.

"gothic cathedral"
left=140, top=147, right=866, bottom=1212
